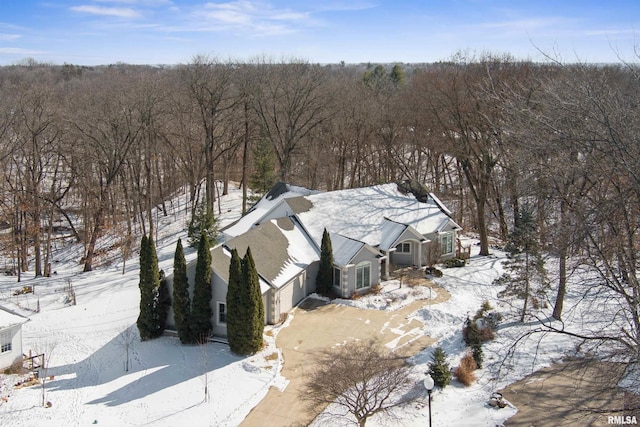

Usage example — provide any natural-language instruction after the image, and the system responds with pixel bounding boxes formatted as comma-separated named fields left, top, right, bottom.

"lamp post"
left=423, top=374, right=434, bottom=427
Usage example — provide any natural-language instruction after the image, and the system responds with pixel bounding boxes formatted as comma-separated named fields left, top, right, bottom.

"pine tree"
left=137, top=235, right=160, bottom=340
left=390, top=64, right=405, bottom=85
left=226, top=248, right=244, bottom=354
left=316, top=228, right=334, bottom=294
left=428, top=346, right=451, bottom=389
left=243, top=247, right=265, bottom=354
left=191, top=232, right=213, bottom=341
left=172, top=238, right=193, bottom=344
left=249, top=135, right=277, bottom=198
left=188, top=202, right=218, bottom=248
left=495, top=210, right=548, bottom=322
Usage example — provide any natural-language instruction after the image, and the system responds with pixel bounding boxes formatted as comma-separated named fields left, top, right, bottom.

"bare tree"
left=302, top=340, right=417, bottom=427
left=252, top=59, right=333, bottom=183
left=116, top=326, right=137, bottom=372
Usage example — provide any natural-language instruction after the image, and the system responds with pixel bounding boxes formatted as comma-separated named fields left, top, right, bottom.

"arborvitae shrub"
left=226, top=248, right=243, bottom=354
left=172, top=238, right=193, bottom=344
left=316, top=229, right=334, bottom=295
left=190, top=232, right=212, bottom=340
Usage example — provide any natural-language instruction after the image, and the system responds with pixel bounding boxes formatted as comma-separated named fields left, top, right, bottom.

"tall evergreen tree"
left=147, top=236, right=162, bottom=338
left=157, top=270, right=171, bottom=335
left=191, top=232, right=213, bottom=341
left=243, top=247, right=265, bottom=354
left=172, top=238, right=193, bottom=344
left=226, top=248, right=243, bottom=354
left=495, top=210, right=548, bottom=322
left=316, top=229, right=334, bottom=294
left=137, top=235, right=160, bottom=340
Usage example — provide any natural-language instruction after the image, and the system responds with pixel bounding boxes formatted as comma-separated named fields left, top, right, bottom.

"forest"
left=0, top=54, right=638, bottom=363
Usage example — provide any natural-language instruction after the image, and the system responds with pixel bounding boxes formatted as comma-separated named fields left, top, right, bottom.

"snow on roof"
left=330, top=233, right=366, bottom=266
left=379, top=218, right=410, bottom=251
left=224, top=217, right=319, bottom=289
left=212, top=246, right=272, bottom=295
left=0, top=306, right=28, bottom=330
left=222, top=183, right=318, bottom=239
left=296, top=183, right=458, bottom=246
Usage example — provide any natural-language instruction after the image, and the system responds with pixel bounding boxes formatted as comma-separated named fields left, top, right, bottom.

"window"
left=355, top=261, right=371, bottom=290
left=0, top=330, right=11, bottom=353
left=333, top=268, right=341, bottom=288
left=441, top=233, right=453, bottom=255
left=395, top=242, right=411, bottom=253
left=217, top=302, right=226, bottom=324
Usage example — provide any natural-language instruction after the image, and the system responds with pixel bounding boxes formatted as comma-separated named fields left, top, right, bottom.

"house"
left=0, top=306, right=29, bottom=371
left=165, top=181, right=460, bottom=338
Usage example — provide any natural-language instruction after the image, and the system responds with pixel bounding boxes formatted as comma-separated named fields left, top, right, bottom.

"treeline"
left=1, top=54, right=639, bottom=360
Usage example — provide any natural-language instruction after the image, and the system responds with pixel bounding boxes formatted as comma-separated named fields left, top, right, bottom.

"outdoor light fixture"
left=423, top=374, right=434, bottom=427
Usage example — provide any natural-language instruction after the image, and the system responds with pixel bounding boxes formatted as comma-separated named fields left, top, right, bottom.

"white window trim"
left=396, top=242, right=411, bottom=253
left=355, top=261, right=371, bottom=290
left=333, top=267, right=341, bottom=289
left=0, top=329, right=12, bottom=353
left=441, top=232, right=454, bottom=255
left=217, top=302, right=227, bottom=325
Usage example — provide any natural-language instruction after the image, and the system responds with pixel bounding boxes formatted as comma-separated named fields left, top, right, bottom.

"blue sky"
left=1, top=0, right=639, bottom=65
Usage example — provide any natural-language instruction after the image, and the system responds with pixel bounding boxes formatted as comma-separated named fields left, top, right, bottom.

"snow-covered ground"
left=0, top=183, right=613, bottom=426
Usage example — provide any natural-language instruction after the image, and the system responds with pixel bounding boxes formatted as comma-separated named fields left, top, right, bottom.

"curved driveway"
left=241, top=282, right=451, bottom=427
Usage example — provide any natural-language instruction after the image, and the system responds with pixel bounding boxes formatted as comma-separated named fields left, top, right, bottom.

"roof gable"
left=0, top=306, right=29, bottom=330
left=224, top=217, right=319, bottom=288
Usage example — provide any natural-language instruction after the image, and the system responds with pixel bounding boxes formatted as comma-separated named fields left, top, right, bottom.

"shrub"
left=442, top=257, right=466, bottom=268
left=473, top=300, right=494, bottom=321
left=428, top=346, right=451, bottom=389
left=471, top=343, right=483, bottom=369
left=462, top=319, right=480, bottom=346
left=4, top=359, right=25, bottom=375
left=454, top=351, right=477, bottom=386
left=425, top=267, right=443, bottom=277
left=478, top=327, right=495, bottom=342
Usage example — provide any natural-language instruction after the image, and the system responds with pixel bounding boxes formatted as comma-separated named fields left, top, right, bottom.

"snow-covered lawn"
left=0, top=184, right=615, bottom=426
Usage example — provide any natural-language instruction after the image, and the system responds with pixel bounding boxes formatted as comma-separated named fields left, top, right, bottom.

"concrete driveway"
left=241, top=282, right=450, bottom=427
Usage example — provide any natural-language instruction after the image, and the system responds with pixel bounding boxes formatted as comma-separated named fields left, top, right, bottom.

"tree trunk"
left=552, top=246, right=567, bottom=320
left=83, top=206, right=105, bottom=272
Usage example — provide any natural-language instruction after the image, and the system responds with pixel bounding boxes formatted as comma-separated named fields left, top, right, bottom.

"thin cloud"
left=0, top=33, right=22, bottom=41
left=195, top=1, right=313, bottom=35
left=91, top=0, right=173, bottom=5
left=70, top=5, right=142, bottom=18
left=0, top=47, right=47, bottom=55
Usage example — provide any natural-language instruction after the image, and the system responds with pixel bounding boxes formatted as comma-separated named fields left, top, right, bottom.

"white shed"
left=0, top=306, right=29, bottom=371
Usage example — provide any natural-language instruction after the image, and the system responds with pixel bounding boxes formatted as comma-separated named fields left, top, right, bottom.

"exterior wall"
left=0, top=325, right=22, bottom=370
left=166, top=257, right=320, bottom=335
left=259, top=200, right=295, bottom=224
left=388, top=228, right=427, bottom=268
left=423, top=228, right=457, bottom=262
left=341, top=249, right=381, bottom=298
left=211, top=271, right=228, bottom=337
